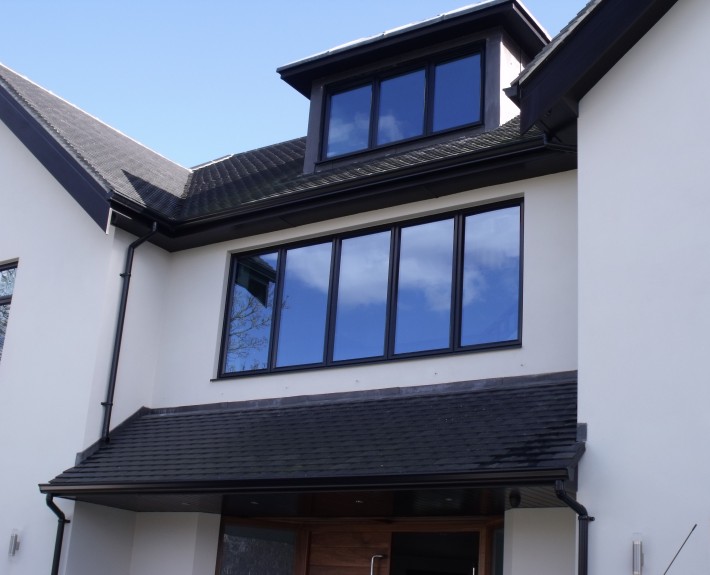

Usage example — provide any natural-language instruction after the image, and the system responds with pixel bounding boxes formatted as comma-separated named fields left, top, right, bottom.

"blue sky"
left=1, top=0, right=587, bottom=168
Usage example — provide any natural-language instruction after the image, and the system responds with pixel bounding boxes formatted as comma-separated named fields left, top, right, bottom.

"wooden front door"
left=218, top=518, right=498, bottom=575
left=306, top=520, right=488, bottom=575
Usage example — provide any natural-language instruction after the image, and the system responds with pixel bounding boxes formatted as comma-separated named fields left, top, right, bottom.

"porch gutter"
left=555, top=479, right=593, bottom=575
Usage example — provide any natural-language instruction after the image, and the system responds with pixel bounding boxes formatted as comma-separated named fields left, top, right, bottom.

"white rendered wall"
left=577, top=0, right=710, bottom=573
left=152, top=171, right=577, bottom=407
left=129, top=513, right=220, bottom=575
left=62, top=503, right=135, bottom=575
left=503, top=508, right=576, bottom=575
left=0, top=119, right=171, bottom=574
left=0, top=119, right=126, bottom=575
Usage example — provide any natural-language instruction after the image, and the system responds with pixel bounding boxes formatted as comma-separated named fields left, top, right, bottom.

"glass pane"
left=326, top=84, right=372, bottom=158
left=0, top=304, right=9, bottom=362
left=461, top=206, right=520, bottom=346
left=395, top=219, right=454, bottom=353
left=219, top=524, right=295, bottom=575
left=0, top=266, right=16, bottom=297
left=433, top=53, right=482, bottom=132
left=223, top=253, right=278, bottom=373
left=276, top=242, right=332, bottom=367
left=333, top=231, right=391, bottom=361
left=377, top=69, right=425, bottom=145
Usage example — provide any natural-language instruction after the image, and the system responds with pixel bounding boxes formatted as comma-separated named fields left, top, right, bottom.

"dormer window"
left=324, top=51, right=483, bottom=159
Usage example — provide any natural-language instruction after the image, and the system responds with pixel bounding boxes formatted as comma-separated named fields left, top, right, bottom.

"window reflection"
left=221, top=202, right=521, bottom=375
left=224, top=253, right=278, bottom=372
left=333, top=231, right=391, bottom=361
left=433, top=53, right=481, bottom=132
left=395, top=219, right=454, bottom=354
left=461, top=206, right=520, bottom=346
left=377, top=70, right=425, bottom=145
left=219, top=524, right=295, bottom=575
left=326, top=84, right=372, bottom=158
left=276, top=242, right=333, bottom=367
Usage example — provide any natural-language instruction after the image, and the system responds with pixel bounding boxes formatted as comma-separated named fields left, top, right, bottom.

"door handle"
left=370, top=554, right=385, bottom=575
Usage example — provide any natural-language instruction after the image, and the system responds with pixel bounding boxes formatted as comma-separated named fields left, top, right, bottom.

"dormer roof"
left=278, top=0, right=549, bottom=97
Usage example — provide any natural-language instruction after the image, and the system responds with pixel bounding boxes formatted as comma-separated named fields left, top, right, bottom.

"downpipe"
left=46, top=495, right=70, bottom=575
left=100, top=223, right=158, bottom=442
left=556, top=480, right=594, bottom=575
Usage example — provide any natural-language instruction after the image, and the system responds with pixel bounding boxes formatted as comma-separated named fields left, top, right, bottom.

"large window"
left=324, top=51, right=483, bottom=159
left=0, top=263, right=17, bottom=363
left=220, top=202, right=521, bottom=376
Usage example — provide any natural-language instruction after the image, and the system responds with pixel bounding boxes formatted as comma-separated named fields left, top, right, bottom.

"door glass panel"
left=461, top=206, right=520, bottom=346
left=390, top=532, right=479, bottom=575
left=223, top=253, right=278, bottom=372
left=333, top=231, right=391, bottom=361
left=395, top=219, right=454, bottom=354
left=276, top=242, right=333, bottom=367
left=377, top=69, right=426, bottom=145
left=326, top=84, right=372, bottom=158
left=219, top=524, right=295, bottom=575
left=433, top=53, right=482, bottom=132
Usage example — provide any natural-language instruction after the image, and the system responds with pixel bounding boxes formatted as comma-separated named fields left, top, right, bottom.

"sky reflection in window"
left=326, top=85, right=372, bottom=158
left=276, top=242, right=333, bottom=367
left=461, top=206, right=520, bottom=345
left=333, top=231, right=391, bottom=361
left=433, top=53, right=481, bottom=132
left=395, top=219, right=454, bottom=353
left=377, top=70, right=425, bottom=146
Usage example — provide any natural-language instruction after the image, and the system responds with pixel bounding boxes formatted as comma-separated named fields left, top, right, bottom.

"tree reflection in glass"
left=462, top=206, right=520, bottom=346
left=395, top=219, right=454, bottom=353
left=224, top=253, right=278, bottom=372
left=333, top=231, right=391, bottom=361
left=275, top=242, right=333, bottom=367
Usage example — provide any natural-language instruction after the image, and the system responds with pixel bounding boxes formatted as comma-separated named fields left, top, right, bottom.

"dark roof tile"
left=48, top=375, right=582, bottom=490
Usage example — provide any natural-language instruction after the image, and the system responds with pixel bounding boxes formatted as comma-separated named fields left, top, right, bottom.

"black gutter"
left=555, top=479, right=593, bottom=575
left=41, top=467, right=577, bottom=496
left=46, top=495, right=70, bottom=575
left=100, top=223, right=158, bottom=443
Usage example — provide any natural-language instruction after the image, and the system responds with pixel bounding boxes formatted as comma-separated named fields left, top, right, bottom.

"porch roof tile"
left=44, top=372, right=582, bottom=494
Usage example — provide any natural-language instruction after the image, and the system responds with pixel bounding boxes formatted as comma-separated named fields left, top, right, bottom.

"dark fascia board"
left=127, top=138, right=575, bottom=252
left=39, top=465, right=580, bottom=499
left=278, top=0, right=548, bottom=97
left=0, top=83, right=112, bottom=231
left=516, top=0, right=679, bottom=140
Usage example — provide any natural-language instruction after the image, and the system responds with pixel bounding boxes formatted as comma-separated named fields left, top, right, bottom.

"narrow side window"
left=0, top=263, right=18, bottom=363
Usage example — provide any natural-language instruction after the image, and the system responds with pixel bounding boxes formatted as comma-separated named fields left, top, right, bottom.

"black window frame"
left=219, top=200, right=522, bottom=378
left=0, top=262, right=18, bottom=363
left=321, top=46, right=485, bottom=161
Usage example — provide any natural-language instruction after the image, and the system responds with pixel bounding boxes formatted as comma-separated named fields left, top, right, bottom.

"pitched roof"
left=510, top=0, right=680, bottom=139
left=0, top=64, right=190, bottom=219
left=43, top=373, right=582, bottom=499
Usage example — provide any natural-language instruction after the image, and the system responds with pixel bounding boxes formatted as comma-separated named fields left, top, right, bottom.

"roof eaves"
left=512, top=0, right=680, bottom=137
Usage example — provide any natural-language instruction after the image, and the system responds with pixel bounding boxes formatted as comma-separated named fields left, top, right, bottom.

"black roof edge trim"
left=39, top=468, right=579, bottom=497
left=0, top=82, right=112, bottom=231
left=517, top=0, right=679, bottom=135
left=279, top=1, right=548, bottom=97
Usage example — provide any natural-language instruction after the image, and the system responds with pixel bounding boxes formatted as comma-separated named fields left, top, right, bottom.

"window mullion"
left=385, top=225, right=401, bottom=359
left=268, top=249, right=287, bottom=371
left=324, top=238, right=342, bottom=365
left=452, top=214, right=465, bottom=351
left=370, top=80, right=380, bottom=150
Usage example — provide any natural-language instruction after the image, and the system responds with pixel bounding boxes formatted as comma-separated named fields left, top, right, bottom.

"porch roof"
left=40, top=372, right=583, bottom=514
